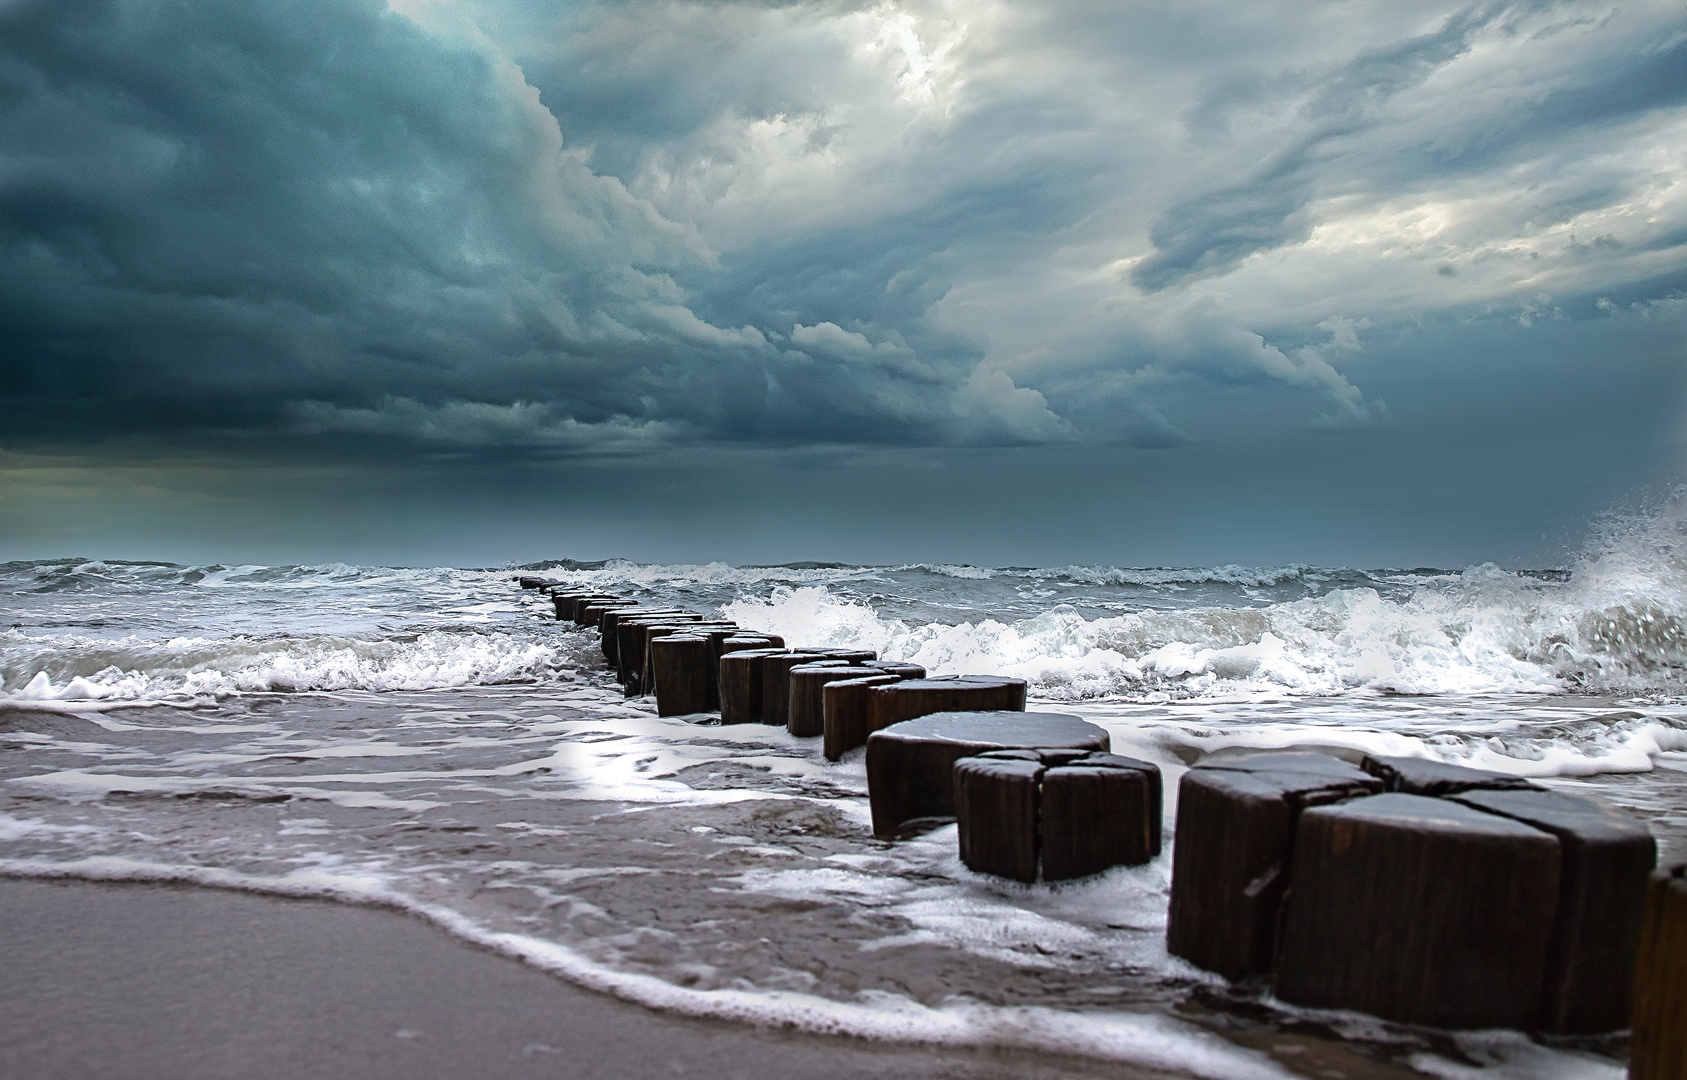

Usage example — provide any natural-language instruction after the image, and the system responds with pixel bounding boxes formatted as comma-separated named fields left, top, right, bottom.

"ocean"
left=3, top=500, right=1685, bottom=1079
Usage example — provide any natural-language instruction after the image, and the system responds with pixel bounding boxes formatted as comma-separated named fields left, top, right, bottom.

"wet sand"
left=0, top=878, right=1184, bottom=1080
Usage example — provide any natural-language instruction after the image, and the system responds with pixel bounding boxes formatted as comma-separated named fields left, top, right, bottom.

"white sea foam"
left=718, top=495, right=1687, bottom=701
left=0, top=630, right=570, bottom=704
left=0, top=855, right=1293, bottom=1078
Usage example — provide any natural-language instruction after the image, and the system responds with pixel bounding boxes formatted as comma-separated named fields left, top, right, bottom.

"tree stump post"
left=1166, top=754, right=1383, bottom=980
left=1632, top=864, right=1687, bottom=1080
left=650, top=635, right=713, bottom=717
left=954, top=755, right=1044, bottom=883
left=718, top=649, right=786, bottom=725
left=822, top=675, right=902, bottom=761
left=787, top=665, right=887, bottom=738
left=866, top=676, right=1027, bottom=734
left=1273, top=793, right=1562, bottom=1030
left=865, top=711, right=1108, bottom=838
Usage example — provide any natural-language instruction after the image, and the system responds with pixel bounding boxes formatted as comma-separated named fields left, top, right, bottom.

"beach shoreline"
left=0, top=877, right=1193, bottom=1080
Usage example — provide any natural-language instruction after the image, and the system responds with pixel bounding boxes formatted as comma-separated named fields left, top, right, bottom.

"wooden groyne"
left=517, top=574, right=1670, bottom=1042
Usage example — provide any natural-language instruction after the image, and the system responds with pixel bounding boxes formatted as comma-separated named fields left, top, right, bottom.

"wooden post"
left=1040, top=754, right=1163, bottom=880
left=1452, top=788, right=1655, bottom=1033
left=1632, top=864, right=1687, bottom=1080
left=577, top=601, right=634, bottom=628
left=954, top=755, right=1044, bottom=883
left=865, top=661, right=925, bottom=679
left=759, top=652, right=846, bottom=727
left=866, top=676, right=1027, bottom=734
left=718, top=649, right=787, bottom=725
left=1166, top=754, right=1383, bottom=980
left=865, top=711, right=1108, bottom=838
left=640, top=622, right=735, bottom=698
left=1360, top=753, right=1538, bottom=796
left=1274, top=793, right=1561, bottom=1030
left=822, top=675, right=902, bottom=761
left=786, top=664, right=886, bottom=737
left=651, top=635, right=713, bottom=717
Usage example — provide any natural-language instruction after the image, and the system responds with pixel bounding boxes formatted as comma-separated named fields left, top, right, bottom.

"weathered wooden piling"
left=865, top=710, right=1108, bottom=838
left=577, top=600, right=634, bottom=627
left=866, top=675, right=1027, bottom=734
left=865, top=661, right=925, bottom=679
left=639, top=622, right=736, bottom=698
left=758, top=651, right=847, bottom=726
left=822, top=675, right=903, bottom=761
left=953, top=749, right=1163, bottom=883
left=1360, top=753, right=1538, bottom=796
left=718, top=649, right=788, bottom=725
left=650, top=634, right=714, bottom=716
left=1631, top=864, right=1687, bottom=1080
left=786, top=664, right=887, bottom=738
left=1166, top=753, right=1383, bottom=981
left=549, top=590, right=608, bottom=620
left=1451, top=787, right=1656, bottom=1033
left=1274, top=792, right=1562, bottom=1029
left=1040, top=752, right=1163, bottom=880
left=954, top=754, right=1044, bottom=882
left=605, top=609, right=687, bottom=669
left=618, top=614, right=700, bottom=685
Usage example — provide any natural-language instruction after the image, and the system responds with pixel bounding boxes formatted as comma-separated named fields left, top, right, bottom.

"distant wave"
left=718, top=496, right=1687, bottom=700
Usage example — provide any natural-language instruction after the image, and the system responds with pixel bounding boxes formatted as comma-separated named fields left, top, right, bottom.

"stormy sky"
left=2, top=0, right=1683, bottom=568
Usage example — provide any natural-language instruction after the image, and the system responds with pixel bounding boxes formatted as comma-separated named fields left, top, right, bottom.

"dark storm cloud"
left=0, top=0, right=1068, bottom=457
left=0, top=0, right=1682, bottom=473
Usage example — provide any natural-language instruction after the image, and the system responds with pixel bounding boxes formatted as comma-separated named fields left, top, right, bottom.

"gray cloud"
left=0, top=0, right=1682, bottom=485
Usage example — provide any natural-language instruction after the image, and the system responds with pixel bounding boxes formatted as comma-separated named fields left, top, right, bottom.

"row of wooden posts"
left=533, top=580, right=1026, bottom=759
left=519, top=576, right=1684, bottom=1062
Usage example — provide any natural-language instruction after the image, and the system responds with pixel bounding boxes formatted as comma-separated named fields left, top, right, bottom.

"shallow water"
left=3, top=507, right=1686, bottom=1078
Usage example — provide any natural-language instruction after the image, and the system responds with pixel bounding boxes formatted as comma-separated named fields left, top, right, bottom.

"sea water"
left=3, top=501, right=1685, bottom=1078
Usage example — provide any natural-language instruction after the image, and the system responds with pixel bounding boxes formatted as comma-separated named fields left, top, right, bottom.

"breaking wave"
left=720, top=493, right=1687, bottom=701
left=0, top=630, right=572, bottom=704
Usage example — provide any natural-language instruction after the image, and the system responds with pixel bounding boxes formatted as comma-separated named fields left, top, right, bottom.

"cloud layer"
left=1, top=0, right=1682, bottom=467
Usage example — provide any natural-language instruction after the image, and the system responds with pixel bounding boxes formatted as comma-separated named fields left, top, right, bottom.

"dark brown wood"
left=759, top=652, right=845, bottom=727
left=610, top=612, right=692, bottom=678
left=1359, top=753, right=1540, bottom=796
left=602, top=608, right=685, bottom=653
left=1631, top=865, right=1687, bottom=1080
left=822, top=676, right=901, bottom=761
left=682, top=627, right=742, bottom=709
left=1040, top=754, right=1163, bottom=880
left=818, top=649, right=878, bottom=664
left=549, top=591, right=606, bottom=620
left=577, top=601, right=635, bottom=628
left=865, top=661, right=925, bottom=679
left=1452, top=787, right=1656, bottom=1033
left=627, top=617, right=707, bottom=682
left=557, top=594, right=618, bottom=622
left=1166, top=754, right=1383, bottom=981
left=1274, top=792, right=1561, bottom=1029
left=517, top=576, right=550, bottom=589
left=718, top=649, right=787, bottom=725
left=865, top=711, right=1108, bottom=838
left=954, top=755, right=1044, bottom=883
left=866, top=676, right=1028, bottom=734
left=786, top=665, right=886, bottom=738
left=650, top=635, right=713, bottom=717
left=640, top=622, right=735, bottom=697
left=952, top=750, right=1163, bottom=882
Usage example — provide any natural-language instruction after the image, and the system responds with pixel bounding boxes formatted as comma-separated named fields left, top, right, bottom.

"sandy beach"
left=0, top=878, right=1197, bottom=1080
